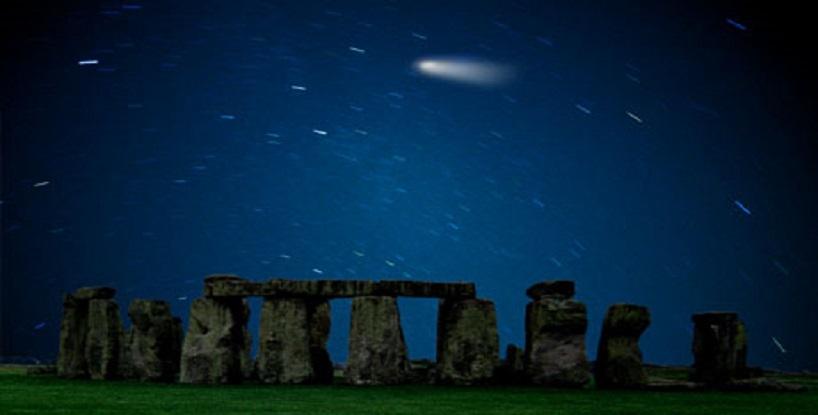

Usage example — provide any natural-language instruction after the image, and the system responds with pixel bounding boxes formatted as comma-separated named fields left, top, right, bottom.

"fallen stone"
left=525, top=281, right=575, bottom=300
left=180, top=297, right=251, bottom=384
left=436, top=298, right=499, bottom=385
left=26, top=365, right=57, bottom=375
left=691, top=312, right=746, bottom=384
left=85, top=299, right=123, bottom=380
left=595, top=304, right=651, bottom=388
left=723, top=377, right=806, bottom=392
left=127, top=299, right=183, bottom=382
left=204, top=277, right=476, bottom=299
left=345, top=296, right=409, bottom=385
left=57, top=294, right=89, bottom=378
left=257, top=298, right=333, bottom=384
left=524, top=297, right=591, bottom=387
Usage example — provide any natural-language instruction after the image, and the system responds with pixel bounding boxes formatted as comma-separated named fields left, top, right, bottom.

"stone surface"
left=205, top=277, right=476, bottom=299
left=525, top=281, right=575, bottom=300
left=180, top=297, right=251, bottom=384
left=436, top=299, right=499, bottom=385
left=57, top=294, right=89, bottom=378
left=524, top=298, right=591, bottom=387
left=691, top=312, right=747, bottom=384
left=594, top=304, right=651, bottom=388
left=127, top=299, right=183, bottom=382
left=723, top=377, right=806, bottom=392
left=85, top=299, right=123, bottom=380
left=345, top=296, right=409, bottom=385
left=257, top=298, right=332, bottom=384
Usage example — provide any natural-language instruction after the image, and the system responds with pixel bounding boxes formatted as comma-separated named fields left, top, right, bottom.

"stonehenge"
left=436, top=298, right=499, bottom=385
left=594, top=304, right=651, bottom=388
left=524, top=280, right=591, bottom=387
left=57, top=287, right=121, bottom=379
left=691, top=312, right=748, bottom=384
left=55, top=277, right=787, bottom=390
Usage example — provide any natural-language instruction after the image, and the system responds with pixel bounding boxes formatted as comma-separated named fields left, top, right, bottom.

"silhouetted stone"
left=496, top=344, right=526, bottom=384
left=525, top=281, right=575, bottom=300
left=85, top=299, right=122, bottom=380
left=595, top=304, right=651, bottom=388
left=525, top=297, right=590, bottom=387
left=691, top=312, right=747, bottom=385
left=73, top=286, right=116, bottom=301
left=345, top=296, right=409, bottom=385
left=257, top=298, right=332, bottom=384
left=57, top=294, right=89, bottom=378
left=436, top=299, right=499, bottom=385
left=180, top=297, right=251, bottom=384
left=127, top=299, right=183, bottom=382
left=205, top=277, right=475, bottom=299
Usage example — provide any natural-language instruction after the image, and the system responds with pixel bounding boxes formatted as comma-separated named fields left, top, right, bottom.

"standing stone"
left=127, top=299, right=183, bottom=382
left=180, top=297, right=251, bottom=384
left=595, top=304, right=651, bottom=388
left=524, top=287, right=591, bottom=387
left=57, top=287, right=118, bottom=379
left=345, top=296, right=409, bottom=385
left=57, top=294, right=89, bottom=378
left=257, top=298, right=333, bottom=384
left=691, top=312, right=747, bottom=384
left=85, top=299, right=123, bottom=380
left=436, top=299, right=499, bottom=385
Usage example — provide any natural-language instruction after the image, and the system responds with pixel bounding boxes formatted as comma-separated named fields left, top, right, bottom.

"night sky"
left=2, top=1, right=817, bottom=372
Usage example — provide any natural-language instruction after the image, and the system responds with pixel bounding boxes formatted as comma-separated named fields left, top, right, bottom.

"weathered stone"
left=127, top=299, right=183, bottom=382
left=180, top=297, right=251, bottom=384
left=205, top=277, right=476, bottom=299
left=345, top=296, right=409, bottom=385
left=526, top=281, right=574, bottom=300
left=595, top=304, right=651, bottom=388
left=57, top=294, right=89, bottom=378
left=72, top=286, right=116, bottom=301
left=691, top=312, right=747, bottom=384
left=257, top=298, right=332, bottom=384
left=118, top=327, right=134, bottom=379
left=723, top=377, right=806, bottom=392
left=524, top=298, right=591, bottom=387
left=436, top=299, right=499, bottom=385
left=85, top=299, right=122, bottom=380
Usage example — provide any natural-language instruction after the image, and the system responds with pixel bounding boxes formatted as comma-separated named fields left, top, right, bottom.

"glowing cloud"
left=413, top=56, right=515, bottom=87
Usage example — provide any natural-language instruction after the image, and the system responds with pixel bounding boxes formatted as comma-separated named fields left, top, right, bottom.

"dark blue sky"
left=2, top=1, right=817, bottom=371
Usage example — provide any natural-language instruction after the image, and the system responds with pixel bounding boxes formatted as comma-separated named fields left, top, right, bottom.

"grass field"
left=1, top=366, right=816, bottom=414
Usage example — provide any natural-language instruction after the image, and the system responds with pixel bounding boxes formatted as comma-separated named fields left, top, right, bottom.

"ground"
left=1, top=366, right=816, bottom=414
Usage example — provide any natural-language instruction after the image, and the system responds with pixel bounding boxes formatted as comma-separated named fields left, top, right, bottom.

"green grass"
left=1, top=367, right=816, bottom=414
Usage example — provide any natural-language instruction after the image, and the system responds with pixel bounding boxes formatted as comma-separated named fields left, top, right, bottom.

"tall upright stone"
left=595, top=304, right=651, bottom=388
left=85, top=299, right=123, bottom=380
left=691, top=312, right=747, bottom=384
left=345, top=296, right=409, bottom=385
left=127, top=299, right=183, bottom=382
left=436, top=298, right=499, bottom=385
left=57, top=294, right=89, bottom=378
left=524, top=281, right=590, bottom=387
left=257, top=298, right=332, bottom=384
left=57, top=287, right=118, bottom=379
left=180, top=297, right=251, bottom=384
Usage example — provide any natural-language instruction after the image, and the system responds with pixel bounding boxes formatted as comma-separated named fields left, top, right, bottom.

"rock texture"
left=127, top=299, right=183, bottom=382
left=691, top=312, right=747, bottom=385
left=257, top=298, right=332, bottom=384
left=205, top=276, right=476, bottom=299
left=85, top=299, right=123, bottom=380
left=179, top=297, right=251, bottom=384
left=594, top=304, right=651, bottom=388
left=524, top=284, right=590, bottom=387
left=436, top=299, right=499, bottom=384
left=526, top=280, right=575, bottom=300
left=57, top=287, right=122, bottom=379
left=345, top=296, right=409, bottom=385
